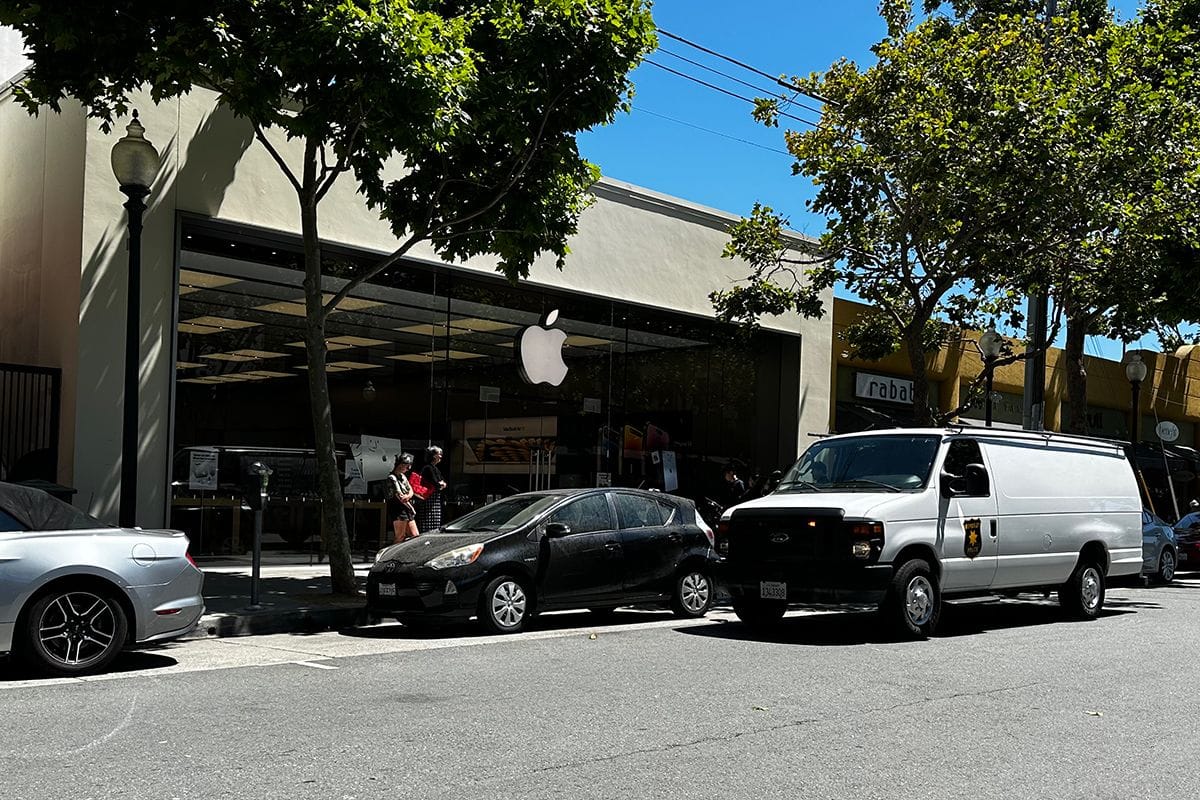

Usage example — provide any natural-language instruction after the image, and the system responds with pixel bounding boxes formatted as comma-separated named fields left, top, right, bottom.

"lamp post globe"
left=112, top=111, right=162, bottom=529
left=1125, top=352, right=1148, bottom=448
left=979, top=326, right=1002, bottom=427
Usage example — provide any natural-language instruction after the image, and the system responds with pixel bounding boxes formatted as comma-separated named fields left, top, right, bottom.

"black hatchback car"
left=366, top=488, right=718, bottom=633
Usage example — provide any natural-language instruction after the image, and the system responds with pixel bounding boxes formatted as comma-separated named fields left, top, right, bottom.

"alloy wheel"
left=490, top=580, right=527, bottom=629
left=680, top=573, right=711, bottom=614
left=37, top=592, right=118, bottom=669
left=1160, top=550, right=1176, bottom=582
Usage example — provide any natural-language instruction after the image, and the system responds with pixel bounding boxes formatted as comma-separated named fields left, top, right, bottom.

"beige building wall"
left=8, top=86, right=832, bottom=525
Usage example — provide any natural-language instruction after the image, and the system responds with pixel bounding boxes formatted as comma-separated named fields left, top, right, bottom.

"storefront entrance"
left=169, top=218, right=802, bottom=558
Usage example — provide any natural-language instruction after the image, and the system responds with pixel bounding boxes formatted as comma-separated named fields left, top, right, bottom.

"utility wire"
left=658, top=46, right=826, bottom=118
left=632, top=106, right=794, bottom=157
left=656, top=27, right=836, bottom=107
left=644, top=59, right=821, bottom=129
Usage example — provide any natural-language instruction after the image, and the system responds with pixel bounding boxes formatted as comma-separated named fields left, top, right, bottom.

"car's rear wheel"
left=733, top=597, right=786, bottom=629
left=19, top=587, right=128, bottom=676
left=1157, top=548, right=1176, bottom=585
left=1059, top=559, right=1105, bottom=619
left=882, top=559, right=941, bottom=638
left=671, top=571, right=713, bottom=618
left=478, top=575, right=530, bottom=635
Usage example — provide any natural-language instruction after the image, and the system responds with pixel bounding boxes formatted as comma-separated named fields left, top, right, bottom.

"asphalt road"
left=3, top=576, right=1198, bottom=800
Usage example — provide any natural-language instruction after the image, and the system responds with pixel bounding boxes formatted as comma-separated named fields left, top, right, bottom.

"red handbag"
left=409, top=471, right=433, bottom=501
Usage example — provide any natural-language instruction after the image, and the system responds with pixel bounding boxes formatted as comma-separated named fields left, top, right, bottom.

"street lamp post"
left=979, top=326, right=1003, bottom=428
left=1125, top=352, right=1148, bottom=448
left=111, top=111, right=162, bottom=528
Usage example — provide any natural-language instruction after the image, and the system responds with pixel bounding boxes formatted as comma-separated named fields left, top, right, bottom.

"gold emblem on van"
left=964, top=518, right=982, bottom=559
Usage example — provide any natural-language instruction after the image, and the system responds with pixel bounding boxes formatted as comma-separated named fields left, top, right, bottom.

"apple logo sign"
left=517, top=309, right=569, bottom=386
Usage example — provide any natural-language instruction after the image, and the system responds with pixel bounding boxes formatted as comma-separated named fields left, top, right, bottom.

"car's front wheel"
left=478, top=575, right=531, bottom=635
left=1157, top=548, right=1176, bottom=585
left=671, top=571, right=713, bottom=618
left=19, top=587, right=129, bottom=676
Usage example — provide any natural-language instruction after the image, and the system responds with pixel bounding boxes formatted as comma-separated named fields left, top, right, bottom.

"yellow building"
left=832, top=299, right=1200, bottom=518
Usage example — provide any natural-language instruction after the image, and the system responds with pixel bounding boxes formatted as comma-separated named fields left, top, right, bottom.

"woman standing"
left=418, top=445, right=447, bottom=532
left=386, top=453, right=419, bottom=544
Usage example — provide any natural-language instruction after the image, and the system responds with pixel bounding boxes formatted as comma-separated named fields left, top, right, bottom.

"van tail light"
left=715, top=520, right=731, bottom=555
left=696, top=516, right=716, bottom=547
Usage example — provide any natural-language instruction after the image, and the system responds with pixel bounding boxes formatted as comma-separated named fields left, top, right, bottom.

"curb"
left=185, top=604, right=370, bottom=639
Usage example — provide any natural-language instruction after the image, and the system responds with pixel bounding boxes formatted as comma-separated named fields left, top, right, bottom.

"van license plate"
left=760, top=581, right=787, bottom=600
left=378, top=584, right=397, bottom=597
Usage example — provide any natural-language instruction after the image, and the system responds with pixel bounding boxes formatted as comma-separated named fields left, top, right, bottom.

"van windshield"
left=778, top=435, right=940, bottom=493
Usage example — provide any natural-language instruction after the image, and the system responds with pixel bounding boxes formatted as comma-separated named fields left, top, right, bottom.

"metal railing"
left=0, top=362, right=62, bottom=482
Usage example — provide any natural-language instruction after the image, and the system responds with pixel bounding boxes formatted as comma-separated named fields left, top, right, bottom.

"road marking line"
left=292, top=660, right=338, bottom=670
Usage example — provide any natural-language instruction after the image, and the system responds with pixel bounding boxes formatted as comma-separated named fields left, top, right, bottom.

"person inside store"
left=418, top=445, right=447, bottom=532
left=720, top=463, right=747, bottom=508
left=387, top=453, right=420, bottom=544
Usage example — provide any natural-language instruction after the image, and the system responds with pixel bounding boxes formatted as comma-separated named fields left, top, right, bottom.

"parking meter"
left=245, top=461, right=272, bottom=609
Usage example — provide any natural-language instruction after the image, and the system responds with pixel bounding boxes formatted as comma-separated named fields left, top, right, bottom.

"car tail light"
left=186, top=551, right=198, bottom=568
left=696, top=516, right=716, bottom=547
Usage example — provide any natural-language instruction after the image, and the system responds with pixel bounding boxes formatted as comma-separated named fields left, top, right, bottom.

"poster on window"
left=344, top=456, right=367, bottom=496
left=460, top=417, right=558, bottom=475
left=660, top=451, right=678, bottom=492
left=188, top=448, right=218, bottom=490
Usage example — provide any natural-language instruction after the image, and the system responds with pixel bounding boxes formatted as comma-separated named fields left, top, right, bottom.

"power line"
left=644, top=59, right=821, bottom=129
left=631, top=106, right=795, bottom=157
left=656, top=27, right=835, bottom=107
left=658, top=46, right=826, bottom=118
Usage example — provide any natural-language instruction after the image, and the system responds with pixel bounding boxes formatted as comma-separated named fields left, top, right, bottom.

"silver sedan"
left=0, top=482, right=204, bottom=675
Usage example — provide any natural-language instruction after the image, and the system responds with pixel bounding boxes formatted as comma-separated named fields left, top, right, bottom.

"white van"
left=716, top=428, right=1143, bottom=637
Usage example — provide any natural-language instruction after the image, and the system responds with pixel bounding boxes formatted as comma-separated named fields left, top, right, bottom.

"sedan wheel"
left=479, top=576, right=530, bottom=635
left=671, top=571, right=713, bottom=618
left=21, top=588, right=128, bottom=676
left=1158, top=549, right=1176, bottom=584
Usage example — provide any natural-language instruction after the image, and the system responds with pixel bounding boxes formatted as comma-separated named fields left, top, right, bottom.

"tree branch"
left=252, top=121, right=302, bottom=194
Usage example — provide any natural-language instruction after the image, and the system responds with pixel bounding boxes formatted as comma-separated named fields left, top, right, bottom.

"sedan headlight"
left=426, top=544, right=484, bottom=570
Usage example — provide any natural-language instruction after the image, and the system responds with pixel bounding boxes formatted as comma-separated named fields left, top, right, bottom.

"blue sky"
left=578, top=0, right=1147, bottom=359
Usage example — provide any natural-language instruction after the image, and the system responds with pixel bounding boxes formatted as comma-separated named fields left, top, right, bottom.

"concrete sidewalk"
left=188, top=563, right=374, bottom=639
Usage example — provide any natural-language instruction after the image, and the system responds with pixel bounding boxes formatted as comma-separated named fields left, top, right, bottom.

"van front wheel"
left=882, top=559, right=941, bottom=639
left=1059, top=560, right=1105, bottom=620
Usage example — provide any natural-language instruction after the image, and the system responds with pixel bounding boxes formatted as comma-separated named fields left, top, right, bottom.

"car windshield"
left=779, top=435, right=941, bottom=493
left=443, top=494, right=567, bottom=533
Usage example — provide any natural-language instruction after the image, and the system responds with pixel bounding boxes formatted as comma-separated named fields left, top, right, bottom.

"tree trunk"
left=299, top=139, right=357, bottom=595
left=1063, top=311, right=1089, bottom=434
left=905, top=328, right=936, bottom=426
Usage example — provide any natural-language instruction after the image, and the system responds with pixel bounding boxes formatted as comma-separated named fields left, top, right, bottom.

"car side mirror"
left=544, top=522, right=572, bottom=538
left=964, top=463, right=989, bottom=496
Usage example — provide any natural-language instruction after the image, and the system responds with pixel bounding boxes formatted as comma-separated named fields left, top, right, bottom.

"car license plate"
left=378, top=583, right=397, bottom=597
left=760, top=581, right=787, bottom=600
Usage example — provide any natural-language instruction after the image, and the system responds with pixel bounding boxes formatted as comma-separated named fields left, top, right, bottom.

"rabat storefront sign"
left=855, top=372, right=914, bottom=405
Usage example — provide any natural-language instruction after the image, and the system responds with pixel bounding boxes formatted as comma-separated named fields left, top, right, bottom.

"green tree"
left=1, top=0, right=655, bottom=592
left=716, top=5, right=1093, bottom=424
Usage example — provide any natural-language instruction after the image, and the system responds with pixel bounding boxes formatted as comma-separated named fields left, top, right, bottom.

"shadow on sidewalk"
left=339, top=608, right=678, bottom=640
left=0, top=650, right=178, bottom=683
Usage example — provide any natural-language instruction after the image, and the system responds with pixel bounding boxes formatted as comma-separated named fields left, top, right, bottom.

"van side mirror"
left=940, top=463, right=989, bottom=498
left=544, top=522, right=572, bottom=538
left=964, top=463, right=989, bottom=496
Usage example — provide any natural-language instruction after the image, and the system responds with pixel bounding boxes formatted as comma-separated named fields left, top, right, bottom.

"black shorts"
left=387, top=500, right=415, bottom=523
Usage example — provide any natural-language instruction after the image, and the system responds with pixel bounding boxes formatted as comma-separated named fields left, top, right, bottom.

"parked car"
left=1142, top=509, right=1177, bottom=584
left=1174, top=515, right=1200, bottom=572
left=367, top=488, right=718, bottom=633
left=717, top=429, right=1143, bottom=638
left=0, top=482, right=204, bottom=676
